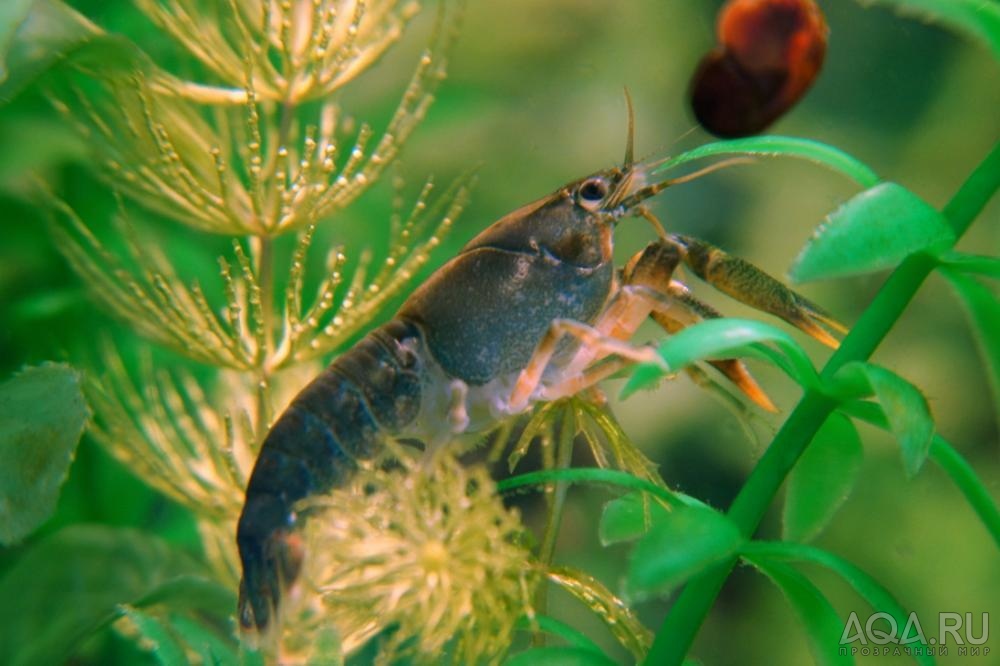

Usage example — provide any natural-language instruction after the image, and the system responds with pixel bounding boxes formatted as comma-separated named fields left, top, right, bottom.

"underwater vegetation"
left=0, top=0, right=997, bottom=664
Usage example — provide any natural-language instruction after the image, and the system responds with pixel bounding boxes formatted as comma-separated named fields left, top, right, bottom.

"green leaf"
left=516, top=615, right=609, bottom=656
left=940, top=268, right=1000, bottom=420
left=929, top=436, right=1000, bottom=551
left=0, top=363, right=89, bottom=545
left=938, top=251, right=1000, bottom=280
left=742, top=541, right=936, bottom=665
left=783, top=413, right=863, bottom=543
left=830, top=362, right=934, bottom=477
left=599, top=491, right=672, bottom=546
left=147, top=614, right=240, bottom=666
left=0, top=525, right=206, bottom=665
left=860, top=0, right=1000, bottom=62
left=652, top=135, right=880, bottom=188
left=843, top=399, right=1000, bottom=550
left=133, top=575, right=237, bottom=617
left=498, top=467, right=681, bottom=508
left=791, top=182, right=954, bottom=283
left=0, top=0, right=36, bottom=82
left=118, top=606, right=188, bottom=666
left=505, top=646, right=617, bottom=666
left=743, top=556, right=854, bottom=666
left=0, top=0, right=143, bottom=103
left=621, top=318, right=818, bottom=398
left=627, top=504, right=743, bottom=598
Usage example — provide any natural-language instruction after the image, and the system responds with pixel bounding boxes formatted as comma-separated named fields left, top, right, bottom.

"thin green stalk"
left=497, top=468, right=681, bottom=507
left=929, top=437, right=1000, bottom=549
left=534, top=410, right=576, bottom=644
left=841, top=399, right=1000, bottom=548
left=644, top=139, right=1000, bottom=665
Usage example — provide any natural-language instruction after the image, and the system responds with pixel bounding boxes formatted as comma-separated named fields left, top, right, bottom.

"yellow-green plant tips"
left=116, top=604, right=243, bottom=666
left=546, top=566, right=653, bottom=661
left=782, top=413, right=863, bottom=543
left=0, top=363, right=88, bottom=545
left=627, top=504, right=743, bottom=599
left=116, top=606, right=187, bottom=666
left=791, top=182, right=954, bottom=283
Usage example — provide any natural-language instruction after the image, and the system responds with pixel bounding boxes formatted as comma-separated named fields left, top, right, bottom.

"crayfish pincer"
left=235, top=107, right=846, bottom=632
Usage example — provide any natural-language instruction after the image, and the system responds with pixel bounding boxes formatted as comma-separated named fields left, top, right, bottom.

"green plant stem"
left=534, top=410, right=576, bottom=644
left=644, top=139, right=1000, bottom=666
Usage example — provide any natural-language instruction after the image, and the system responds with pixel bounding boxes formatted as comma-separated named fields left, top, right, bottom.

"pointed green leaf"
left=941, top=269, right=1000, bottom=420
left=0, top=363, right=89, bottom=545
left=627, top=504, right=743, bottom=598
left=516, top=615, right=608, bottom=656
left=621, top=318, right=817, bottom=399
left=929, top=436, right=1000, bottom=550
left=938, top=251, right=1000, bottom=280
left=0, top=525, right=205, bottom=665
left=505, top=646, right=617, bottom=666
left=861, top=0, right=1000, bottom=61
left=743, top=557, right=854, bottom=666
left=161, top=615, right=240, bottom=666
left=653, top=136, right=880, bottom=188
left=831, top=363, right=934, bottom=477
left=791, top=182, right=954, bottom=283
left=742, top=541, right=936, bottom=665
left=118, top=606, right=188, bottom=666
left=498, top=468, right=681, bottom=508
left=133, top=575, right=236, bottom=617
left=844, top=398, right=1000, bottom=551
left=599, top=492, right=671, bottom=546
left=0, top=0, right=36, bottom=82
left=0, top=0, right=143, bottom=103
left=783, top=413, right=863, bottom=543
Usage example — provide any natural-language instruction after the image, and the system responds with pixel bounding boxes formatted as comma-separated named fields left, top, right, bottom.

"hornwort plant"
left=0, top=0, right=997, bottom=665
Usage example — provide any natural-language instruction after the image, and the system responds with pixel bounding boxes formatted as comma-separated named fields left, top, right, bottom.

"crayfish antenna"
left=623, top=87, right=636, bottom=170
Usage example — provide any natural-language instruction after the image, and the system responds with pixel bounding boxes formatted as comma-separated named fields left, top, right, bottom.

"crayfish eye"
left=577, top=177, right=608, bottom=209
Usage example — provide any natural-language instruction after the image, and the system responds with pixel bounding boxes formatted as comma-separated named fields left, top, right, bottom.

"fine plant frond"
left=281, top=171, right=474, bottom=365
left=49, top=200, right=261, bottom=369
left=85, top=346, right=255, bottom=521
left=197, top=518, right=242, bottom=588
left=51, top=4, right=454, bottom=236
left=546, top=565, right=652, bottom=662
left=51, top=203, right=254, bottom=368
left=135, top=0, right=423, bottom=104
left=501, top=397, right=665, bottom=489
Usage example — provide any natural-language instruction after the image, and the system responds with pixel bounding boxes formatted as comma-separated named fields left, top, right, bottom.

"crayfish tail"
left=236, top=494, right=304, bottom=633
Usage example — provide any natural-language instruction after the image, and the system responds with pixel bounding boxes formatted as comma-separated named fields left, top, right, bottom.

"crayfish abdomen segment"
left=236, top=320, right=425, bottom=631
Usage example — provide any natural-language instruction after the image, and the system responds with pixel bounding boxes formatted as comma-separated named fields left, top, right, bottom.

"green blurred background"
left=1, top=1, right=998, bottom=664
